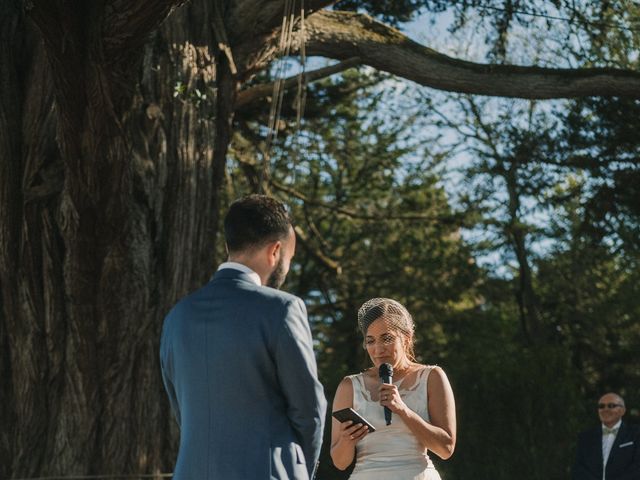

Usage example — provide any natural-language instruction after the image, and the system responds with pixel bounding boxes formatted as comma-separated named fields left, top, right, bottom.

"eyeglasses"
left=598, top=403, right=623, bottom=409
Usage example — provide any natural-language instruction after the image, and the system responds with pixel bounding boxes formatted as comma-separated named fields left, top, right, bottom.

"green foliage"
left=447, top=94, right=640, bottom=478
left=442, top=306, right=587, bottom=479
left=557, top=97, right=640, bottom=253
left=408, top=73, right=640, bottom=480
left=536, top=233, right=640, bottom=409
left=227, top=6, right=640, bottom=474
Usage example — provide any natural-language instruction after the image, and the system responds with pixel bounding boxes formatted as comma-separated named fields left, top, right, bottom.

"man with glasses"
left=572, top=392, right=640, bottom=480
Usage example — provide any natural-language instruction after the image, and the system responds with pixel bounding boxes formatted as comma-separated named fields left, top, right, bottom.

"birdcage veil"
left=357, top=298, right=415, bottom=338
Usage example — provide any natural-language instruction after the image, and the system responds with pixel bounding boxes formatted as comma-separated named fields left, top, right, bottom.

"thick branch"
left=227, top=0, right=336, bottom=42
left=304, top=10, right=640, bottom=99
left=235, top=57, right=360, bottom=108
left=294, top=225, right=341, bottom=273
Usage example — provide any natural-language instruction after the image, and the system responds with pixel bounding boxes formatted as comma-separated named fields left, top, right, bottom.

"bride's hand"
left=379, top=384, right=407, bottom=415
left=338, top=420, right=369, bottom=444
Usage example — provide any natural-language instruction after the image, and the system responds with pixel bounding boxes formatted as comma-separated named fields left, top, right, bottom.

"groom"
left=160, top=194, right=326, bottom=479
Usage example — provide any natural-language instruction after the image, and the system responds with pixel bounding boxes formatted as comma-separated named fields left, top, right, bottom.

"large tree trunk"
left=0, top=1, right=234, bottom=476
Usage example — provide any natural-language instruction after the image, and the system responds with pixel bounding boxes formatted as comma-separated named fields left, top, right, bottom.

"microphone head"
left=379, top=363, right=393, bottom=379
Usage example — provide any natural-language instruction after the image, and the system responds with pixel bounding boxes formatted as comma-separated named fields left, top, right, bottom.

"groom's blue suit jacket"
left=160, top=268, right=327, bottom=479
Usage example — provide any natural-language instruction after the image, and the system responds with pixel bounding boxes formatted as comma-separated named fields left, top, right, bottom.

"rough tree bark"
left=0, top=0, right=234, bottom=477
left=2, top=0, right=639, bottom=478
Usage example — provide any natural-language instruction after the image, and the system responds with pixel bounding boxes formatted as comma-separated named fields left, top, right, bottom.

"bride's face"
left=364, top=317, right=408, bottom=369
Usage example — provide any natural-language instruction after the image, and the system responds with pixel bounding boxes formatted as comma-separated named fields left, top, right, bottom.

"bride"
left=330, top=298, right=456, bottom=479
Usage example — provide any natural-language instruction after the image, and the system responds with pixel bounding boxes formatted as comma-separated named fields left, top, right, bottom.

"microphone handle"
left=381, top=374, right=392, bottom=425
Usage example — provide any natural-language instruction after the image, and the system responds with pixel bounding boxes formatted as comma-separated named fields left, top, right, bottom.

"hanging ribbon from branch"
left=260, top=0, right=307, bottom=191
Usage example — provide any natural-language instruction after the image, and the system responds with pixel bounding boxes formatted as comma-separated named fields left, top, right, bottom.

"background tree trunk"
left=503, top=161, right=543, bottom=344
left=0, top=1, right=230, bottom=476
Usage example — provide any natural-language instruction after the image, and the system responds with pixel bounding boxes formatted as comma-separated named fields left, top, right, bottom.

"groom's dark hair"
left=224, top=194, right=293, bottom=253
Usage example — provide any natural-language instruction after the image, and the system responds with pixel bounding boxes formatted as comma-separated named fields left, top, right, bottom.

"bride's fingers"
left=379, top=386, right=397, bottom=403
left=380, top=387, right=405, bottom=413
left=338, top=420, right=353, bottom=432
left=347, top=424, right=368, bottom=441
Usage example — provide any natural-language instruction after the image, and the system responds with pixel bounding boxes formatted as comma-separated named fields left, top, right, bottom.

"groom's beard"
left=266, top=256, right=286, bottom=289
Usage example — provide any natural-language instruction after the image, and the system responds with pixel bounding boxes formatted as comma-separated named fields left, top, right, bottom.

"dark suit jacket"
left=160, top=268, right=327, bottom=480
left=572, top=422, right=640, bottom=480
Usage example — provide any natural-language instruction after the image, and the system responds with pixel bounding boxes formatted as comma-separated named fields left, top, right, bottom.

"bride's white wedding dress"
left=347, top=366, right=442, bottom=480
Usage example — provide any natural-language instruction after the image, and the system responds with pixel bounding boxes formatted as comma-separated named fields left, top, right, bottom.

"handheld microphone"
left=378, top=363, right=393, bottom=425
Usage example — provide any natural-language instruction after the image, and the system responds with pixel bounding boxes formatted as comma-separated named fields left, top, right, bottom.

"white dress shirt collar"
left=601, top=418, right=622, bottom=476
left=602, top=419, right=622, bottom=432
left=217, top=261, right=262, bottom=286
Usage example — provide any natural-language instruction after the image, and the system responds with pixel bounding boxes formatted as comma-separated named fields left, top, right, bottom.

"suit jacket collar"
left=610, top=421, right=629, bottom=450
left=602, top=421, right=632, bottom=472
left=216, top=262, right=261, bottom=285
left=212, top=267, right=261, bottom=286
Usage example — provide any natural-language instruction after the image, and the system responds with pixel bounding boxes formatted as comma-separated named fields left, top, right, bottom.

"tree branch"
left=227, top=0, right=337, bottom=42
left=303, top=10, right=640, bottom=99
left=294, top=225, right=342, bottom=273
left=212, top=0, right=238, bottom=75
left=271, top=180, right=464, bottom=224
left=235, top=57, right=360, bottom=108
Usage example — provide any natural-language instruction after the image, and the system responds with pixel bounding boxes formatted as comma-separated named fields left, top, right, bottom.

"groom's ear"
left=265, top=240, right=282, bottom=267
